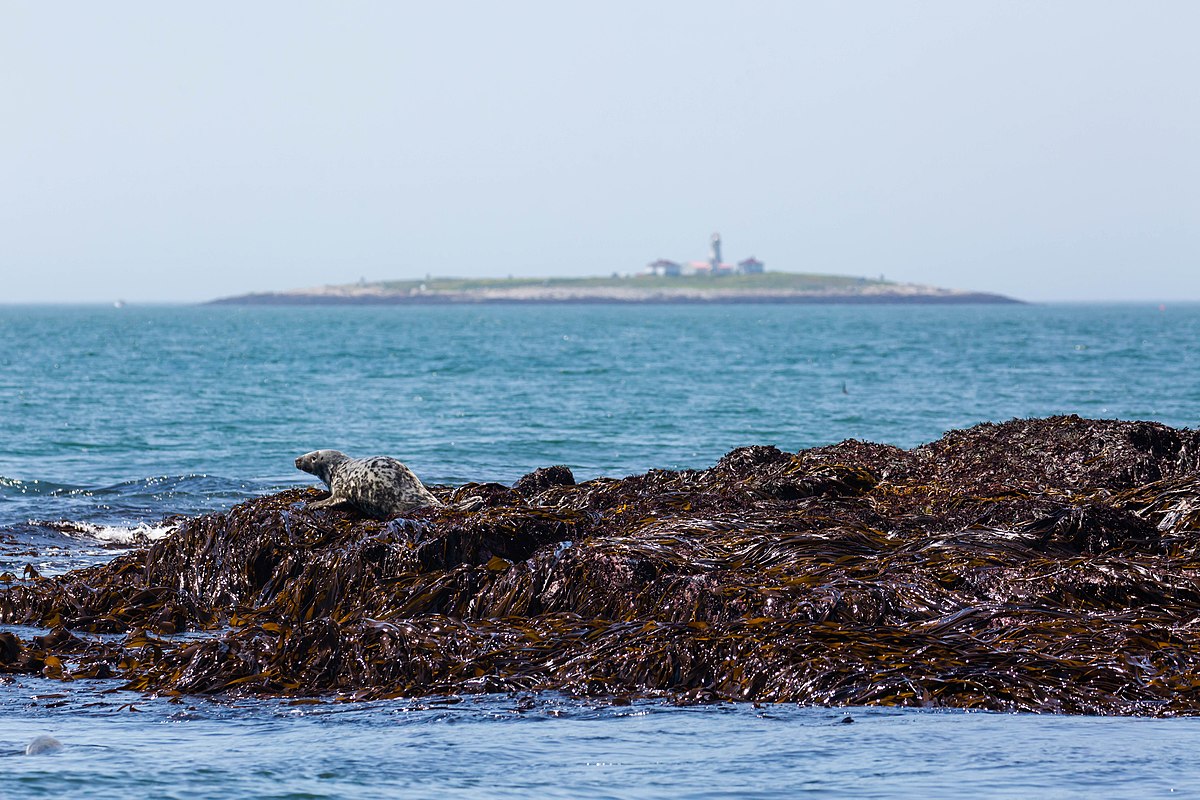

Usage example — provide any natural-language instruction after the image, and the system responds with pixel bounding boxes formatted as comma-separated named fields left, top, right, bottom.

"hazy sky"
left=3, top=2, right=1196, bottom=303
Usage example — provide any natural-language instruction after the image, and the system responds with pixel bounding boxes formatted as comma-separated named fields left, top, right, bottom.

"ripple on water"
left=0, top=687, right=1199, bottom=798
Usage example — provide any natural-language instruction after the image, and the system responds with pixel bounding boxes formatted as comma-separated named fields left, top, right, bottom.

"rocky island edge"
left=208, top=272, right=1021, bottom=305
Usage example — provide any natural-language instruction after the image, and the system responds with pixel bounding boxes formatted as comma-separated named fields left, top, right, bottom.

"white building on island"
left=644, top=233, right=765, bottom=277
left=646, top=259, right=682, bottom=277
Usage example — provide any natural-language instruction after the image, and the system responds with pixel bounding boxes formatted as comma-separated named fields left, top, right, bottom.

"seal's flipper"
left=308, top=495, right=351, bottom=510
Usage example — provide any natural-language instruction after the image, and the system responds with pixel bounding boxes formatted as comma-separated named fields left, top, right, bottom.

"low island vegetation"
left=210, top=271, right=1019, bottom=305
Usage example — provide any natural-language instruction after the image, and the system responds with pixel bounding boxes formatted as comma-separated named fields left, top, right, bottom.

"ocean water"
left=2, top=302, right=1199, bottom=797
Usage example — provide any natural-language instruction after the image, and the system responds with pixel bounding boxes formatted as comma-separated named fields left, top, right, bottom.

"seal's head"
left=295, top=449, right=350, bottom=486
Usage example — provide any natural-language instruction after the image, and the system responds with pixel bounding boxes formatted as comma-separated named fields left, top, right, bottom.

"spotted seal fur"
left=295, top=450, right=442, bottom=519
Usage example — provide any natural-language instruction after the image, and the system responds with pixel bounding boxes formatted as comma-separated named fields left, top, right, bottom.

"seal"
left=294, top=450, right=442, bottom=519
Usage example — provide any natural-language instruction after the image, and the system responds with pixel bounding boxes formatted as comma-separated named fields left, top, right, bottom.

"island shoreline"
left=209, top=291, right=1022, bottom=306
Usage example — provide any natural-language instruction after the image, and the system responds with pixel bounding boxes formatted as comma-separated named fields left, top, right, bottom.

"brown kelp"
left=4, top=415, right=1200, bottom=714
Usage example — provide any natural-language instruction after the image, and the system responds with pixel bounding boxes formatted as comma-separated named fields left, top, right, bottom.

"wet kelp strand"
left=4, top=416, right=1200, bottom=714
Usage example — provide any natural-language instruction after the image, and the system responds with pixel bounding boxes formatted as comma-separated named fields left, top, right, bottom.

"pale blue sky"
left=2, top=1, right=1196, bottom=302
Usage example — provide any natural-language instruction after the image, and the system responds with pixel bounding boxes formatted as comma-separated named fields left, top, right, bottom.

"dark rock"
left=512, top=466, right=576, bottom=496
left=0, top=631, right=19, bottom=664
left=713, top=445, right=792, bottom=473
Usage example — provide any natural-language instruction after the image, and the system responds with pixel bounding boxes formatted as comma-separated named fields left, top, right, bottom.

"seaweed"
left=4, top=415, right=1200, bottom=714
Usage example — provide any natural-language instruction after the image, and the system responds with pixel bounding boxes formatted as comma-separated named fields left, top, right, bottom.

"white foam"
left=41, top=520, right=178, bottom=544
left=92, top=522, right=177, bottom=544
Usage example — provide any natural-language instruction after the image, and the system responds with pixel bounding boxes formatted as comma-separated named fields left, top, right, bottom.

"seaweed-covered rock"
left=512, top=465, right=575, bottom=497
left=4, top=415, right=1200, bottom=715
left=913, top=415, right=1200, bottom=493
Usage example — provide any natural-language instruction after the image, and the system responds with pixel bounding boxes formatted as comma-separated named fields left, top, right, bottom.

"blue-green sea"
left=2, top=302, right=1199, bottom=798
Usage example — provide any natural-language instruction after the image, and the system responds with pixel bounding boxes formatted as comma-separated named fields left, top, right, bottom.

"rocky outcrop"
left=4, top=415, right=1200, bottom=714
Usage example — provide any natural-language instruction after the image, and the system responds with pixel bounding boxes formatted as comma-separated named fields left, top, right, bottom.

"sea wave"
left=0, top=477, right=81, bottom=497
left=29, top=519, right=178, bottom=545
left=0, top=473, right=261, bottom=499
left=0, top=474, right=278, bottom=531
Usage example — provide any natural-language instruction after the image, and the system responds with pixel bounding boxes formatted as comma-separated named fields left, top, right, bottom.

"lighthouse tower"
left=708, top=232, right=722, bottom=273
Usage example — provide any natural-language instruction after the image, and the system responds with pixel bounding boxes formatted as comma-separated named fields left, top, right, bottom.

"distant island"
left=209, top=272, right=1020, bottom=306
left=210, top=231, right=1019, bottom=306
